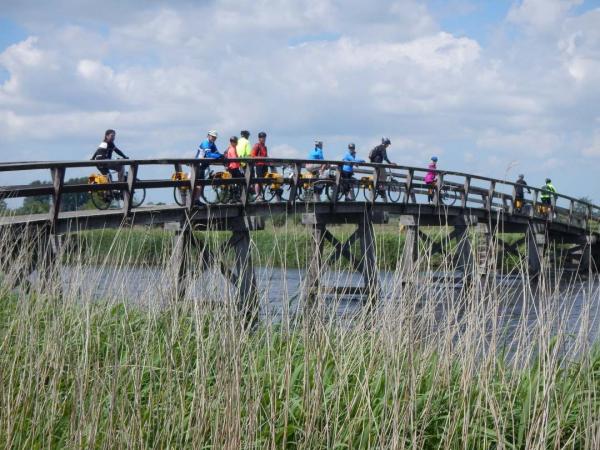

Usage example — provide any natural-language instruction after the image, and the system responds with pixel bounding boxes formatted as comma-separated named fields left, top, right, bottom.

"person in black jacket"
left=368, top=137, right=396, bottom=201
left=514, top=174, right=530, bottom=213
left=91, top=129, right=128, bottom=181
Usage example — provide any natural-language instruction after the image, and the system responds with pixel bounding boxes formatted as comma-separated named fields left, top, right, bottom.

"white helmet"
left=207, top=130, right=218, bottom=138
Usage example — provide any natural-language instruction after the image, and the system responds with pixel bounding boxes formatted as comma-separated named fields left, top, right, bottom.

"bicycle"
left=88, top=169, right=146, bottom=210
left=202, top=170, right=243, bottom=205
left=262, top=171, right=289, bottom=202
left=426, top=182, right=458, bottom=206
left=172, top=171, right=190, bottom=206
left=296, top=168, right=337, bottom=202
left=362, top=171, right=403, bottom=202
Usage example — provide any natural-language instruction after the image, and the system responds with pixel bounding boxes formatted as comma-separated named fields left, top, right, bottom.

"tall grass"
left=0, top=217, right=599, bottom=448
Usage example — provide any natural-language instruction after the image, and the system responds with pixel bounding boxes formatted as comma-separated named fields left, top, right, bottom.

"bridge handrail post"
left=568, top=199, right=574, bottom=226
left=487, top=180, right=496, bottom=212
left=332, top=164, right=342, bottom=208
left=371, top=165, right=380, bottom=205
left=461, top=176, right=471, bottom=209
left=435, top=172, right=444, bottom=207
left=49, top=167, right=65, bottom=231
left=404, top=169, right=414, bottom=204
left=122, top=162, right=138, bottom=216
left=241, top=161, right=253, bottom=206
left=186, top=163, right=199, bottom=210
left=509, top=183, right=516, bottom=214
left=530, top=190, right=538, bottom=218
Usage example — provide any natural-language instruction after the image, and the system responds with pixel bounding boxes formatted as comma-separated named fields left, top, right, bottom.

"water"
left=55, top=265, right=600, bottom=353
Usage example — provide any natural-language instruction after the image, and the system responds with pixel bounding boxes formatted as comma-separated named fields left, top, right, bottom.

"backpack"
left=369, top=145, right=381, bottom=162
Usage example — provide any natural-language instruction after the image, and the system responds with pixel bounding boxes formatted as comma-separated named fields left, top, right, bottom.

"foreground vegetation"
left=1, top=225, right=599, bottom=448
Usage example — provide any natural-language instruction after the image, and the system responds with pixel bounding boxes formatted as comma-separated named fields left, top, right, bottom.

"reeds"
left=0, top=218, right=599, bottom=449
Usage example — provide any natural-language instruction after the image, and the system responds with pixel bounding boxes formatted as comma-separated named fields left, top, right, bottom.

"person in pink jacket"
left=425, top=156, right=438, bottom=202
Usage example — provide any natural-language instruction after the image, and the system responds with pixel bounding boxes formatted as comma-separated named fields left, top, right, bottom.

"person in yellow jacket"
left=237, top=130, right=252, bottom=171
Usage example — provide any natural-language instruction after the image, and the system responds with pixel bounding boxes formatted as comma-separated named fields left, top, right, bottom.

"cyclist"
left=237, top=130, right=252, bottom=172
left=194, top=130, right=223, bottom=205
left=368, top=137, right=396, bottom=201
left=306, top=140, right=326, bottom=201
left=226, top=136, right=243, bottom=179
left=424, top=156, right=438, bottom=203
left=341, top=143, right=364, bottom=200
left=540, top=178, right=557, bottom=218
left=514, top=174, right=530, bottom=213
left=91, top=129, right=129, bottom=182
left=251, top=131, right=270, bottom=202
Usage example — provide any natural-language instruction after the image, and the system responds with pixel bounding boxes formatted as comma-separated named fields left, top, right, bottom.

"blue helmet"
left=431, top=156, right=438, bottom=162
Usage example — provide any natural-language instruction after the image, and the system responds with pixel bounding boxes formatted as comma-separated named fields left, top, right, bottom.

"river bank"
left=68, top=225, right=525, bottom=271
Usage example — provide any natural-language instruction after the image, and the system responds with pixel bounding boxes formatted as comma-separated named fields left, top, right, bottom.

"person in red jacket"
left=251, top=131, right=270, bottom=201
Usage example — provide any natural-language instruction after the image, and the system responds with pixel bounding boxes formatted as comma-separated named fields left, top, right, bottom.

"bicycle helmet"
left=240, top=130, right=250, bottom=138
left=207, top=130, right=218, bottom=138
left=258, top=131, right=267, bottom=138
left=315, top=140, right=323, bottom=147
left=545, top=178, right=551, bottom=183
left=381, top=137, right=391, bottom=145
left=230, top=136, right=238, bottom=143
left=348, top=143, right=355, bottom=150
left=431, top=156, right=438, bottom=162
left=518, top=174, right=525, bottom=179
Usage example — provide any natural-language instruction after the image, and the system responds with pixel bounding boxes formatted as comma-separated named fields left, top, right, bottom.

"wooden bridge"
left=1, top=158, right=599, bottom=315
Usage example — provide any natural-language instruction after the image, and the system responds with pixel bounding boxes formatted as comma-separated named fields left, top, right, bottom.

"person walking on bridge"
left=341, top=143, right=364, bottom=201
left=540, top=178, right=557, bottom=218
left=514, top=174, right=530, bottom=213
left=307, top=140, right=326, bottom=201
left=237, top=130, right=252, bottom=172
left=194, top=130, right=223, bottom=206
left=91, top=129, right=129, bottom=182
left=251, top=132, right=270, bottom=202
left=368, top=137, right=396, bottom=202
left=424, top=156, right=438, bottom=203
left=226, top=136, right=243, bottom=179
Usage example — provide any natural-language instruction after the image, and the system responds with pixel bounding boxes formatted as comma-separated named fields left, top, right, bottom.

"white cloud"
left=507, top=0, right=582, bottom=32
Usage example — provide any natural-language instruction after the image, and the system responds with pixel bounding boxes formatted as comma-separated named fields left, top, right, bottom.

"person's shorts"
left=228, top=168, right=243, bottom=178
left=541, top=197, right=552, bottom=205
left=255, top=165, right=268, bottom=179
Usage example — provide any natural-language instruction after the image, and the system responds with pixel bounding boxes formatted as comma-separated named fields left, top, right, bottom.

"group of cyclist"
left=92, top=128, right=558, bottom=213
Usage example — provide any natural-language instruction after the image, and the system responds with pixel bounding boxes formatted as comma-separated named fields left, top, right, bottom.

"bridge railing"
left=1, top=158, right=598, bottom=232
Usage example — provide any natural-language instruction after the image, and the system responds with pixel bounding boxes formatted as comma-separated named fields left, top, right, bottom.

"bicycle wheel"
left=90, top=190, right=112, bottom=210
left=387, top=178, right=403, bottom=203
left=363, top=185, right=378, bottom=202
left=440, top=185, right=457, bottom=206
left=315, top=180, right=335, bottom=202
left=174, top=187, right=188, bottom=206
left=132, top=188, right=146, bottom=208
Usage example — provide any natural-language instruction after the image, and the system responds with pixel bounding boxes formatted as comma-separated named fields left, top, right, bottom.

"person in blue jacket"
left=194, top=130, right=223, bottom=206
left=341, top=143, right=364, bottom=200
left=305, top=140, right=327, bottom=201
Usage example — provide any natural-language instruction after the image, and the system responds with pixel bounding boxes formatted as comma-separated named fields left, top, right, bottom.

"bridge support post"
left=172, top=223, right=193, bottom=301
left=526, top=224, right=546, bottom=275
left=304, top=223, right=325, bottom=307
left=230, top=218, right=258, bottom=326
left=453, top=215, right=478, bottom=280
left=358, top=213, right=379, bottom=309
left=399, top=215, right=419, bottom=276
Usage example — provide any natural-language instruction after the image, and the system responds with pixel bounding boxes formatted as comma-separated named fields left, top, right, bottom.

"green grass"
left=1, top=294, right=599, bottom=448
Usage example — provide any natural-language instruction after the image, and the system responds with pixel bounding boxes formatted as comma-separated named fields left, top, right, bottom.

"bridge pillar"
left=302, top=211, right=382, bottom=309
left=452, top=215, right=478, bottom=279
left=171, top=223, right=193, bottom=301
left=304, top=222, right=325, bottom=306
left=399, top=215, right=419, bottom=276
left=230, top=218, right=258, bottom=326
left=358, top=213, right=379, bottom=309
left=526, top=224, right=546, bottom=275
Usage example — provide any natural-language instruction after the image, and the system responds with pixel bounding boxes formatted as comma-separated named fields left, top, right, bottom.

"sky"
left=0, top=0, right=599, bottom=202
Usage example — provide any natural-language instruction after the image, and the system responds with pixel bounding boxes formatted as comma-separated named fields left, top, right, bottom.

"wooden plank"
left=48, top=167, right=65, bottom=230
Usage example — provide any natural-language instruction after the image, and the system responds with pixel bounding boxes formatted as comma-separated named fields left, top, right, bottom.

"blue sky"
left=1, top=0, right=599, bottom=203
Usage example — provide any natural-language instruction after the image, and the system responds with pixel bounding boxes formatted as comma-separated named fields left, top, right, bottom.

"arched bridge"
left=1, top=158, right=599, bottom=309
